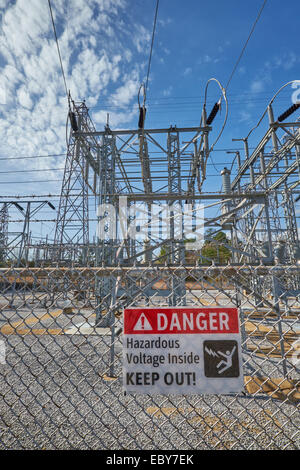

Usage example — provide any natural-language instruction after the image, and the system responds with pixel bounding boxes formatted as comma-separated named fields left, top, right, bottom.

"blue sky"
left=0, top=0, right=299, bottom=239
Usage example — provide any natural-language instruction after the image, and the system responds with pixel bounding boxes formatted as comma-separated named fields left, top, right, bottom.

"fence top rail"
left=0, top=265, right=299, bottom=276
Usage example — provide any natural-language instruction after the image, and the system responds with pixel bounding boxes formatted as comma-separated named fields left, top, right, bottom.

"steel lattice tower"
left=0, top=203, right=8, bottom=264
left=54, top=101, right=91, bottom=265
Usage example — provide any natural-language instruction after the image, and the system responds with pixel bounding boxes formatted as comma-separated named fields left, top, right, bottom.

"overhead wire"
left=203, top=0, right=268, bottom=134
left=89, top=92, right=292, bottom=114
left=204, top=78, right=228, bottom=153
left=0, top=153, right=65, bottom=162
left=225, top=0, right=268, bottom=92
left=137, top=0, right=159, bottom=126
left=204, top=0, right=268, bottom=189
left=145, top=0, right=160, bottom=102
left=245, top=80, right=300, bottom=140
left=0, top=168, right=65, bottom=174
left=195, top=78, right=228, bottom=188
left=48, top=0, right=69, bottom=101
left=0, top=146, right=275, bottom=175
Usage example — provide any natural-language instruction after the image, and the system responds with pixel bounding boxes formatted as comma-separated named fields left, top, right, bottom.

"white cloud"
left=158, top=17, right=172, bottom=27
left=0, top=0, right=149, bottom=195
left=282, top=52, right=298, bottom=70
left=250, top=79, right=265, bottom=93
left=197, top=52, right=221, bottom=66
left=110, top=75, right=140, bottom=107
left=249, top=51, right=300, bottom=96
left=163, top=85, right=173, bottom=97
left=17, top=87, right=33, bottom=109
left=92, top=108, right=136, bottom=128
left=239, top=110, right=252, bottom=123
left=183, top=67, right=192, bottom=77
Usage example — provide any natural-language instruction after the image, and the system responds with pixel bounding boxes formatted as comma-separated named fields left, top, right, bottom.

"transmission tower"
left=54, top=101, right=91, bottom=265
left=0, top=203, right=8, bottom=264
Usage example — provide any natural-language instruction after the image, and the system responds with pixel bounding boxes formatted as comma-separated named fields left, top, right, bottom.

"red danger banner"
left=124, top=307, right=239, bottom=335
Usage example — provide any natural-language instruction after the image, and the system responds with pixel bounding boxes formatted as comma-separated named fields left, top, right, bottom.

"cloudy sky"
left=0, top=0, right=151, bottom=196
left=0, top=0, right=299, bottom=238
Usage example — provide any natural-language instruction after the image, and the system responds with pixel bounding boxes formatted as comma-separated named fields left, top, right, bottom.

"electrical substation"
left=0, top=0, right=299, bottom=451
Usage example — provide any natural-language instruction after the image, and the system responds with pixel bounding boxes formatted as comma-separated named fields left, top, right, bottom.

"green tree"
left=200, top=231, right=231, bottom=265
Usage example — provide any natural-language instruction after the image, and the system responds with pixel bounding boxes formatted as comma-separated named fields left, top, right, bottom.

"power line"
left=48, top=0, right=69, bottom=100
left=90, top=94, right=291, bottom=111
left=0, top=179, right=63, bottom=184
left=145, top=0, right=160, bottom=101
left=0, top=160, right=251, bottom=175
left=0, top=168, right=65, bottom=175
left=89, top=90, right=292, bottom=108
left=225, top=0, right=268, bottom=91
left=0, top=146, right=274, bottom=167
left=0, top=153, right=65, bottom=162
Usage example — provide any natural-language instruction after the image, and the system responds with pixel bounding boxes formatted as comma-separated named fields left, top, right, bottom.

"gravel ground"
left=0, top=332, right=299, bottom=450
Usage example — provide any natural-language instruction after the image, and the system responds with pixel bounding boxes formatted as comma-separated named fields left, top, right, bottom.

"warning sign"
left=133, top=313, right=153, bottom=331
left=123, top=307, right=243, bottom=395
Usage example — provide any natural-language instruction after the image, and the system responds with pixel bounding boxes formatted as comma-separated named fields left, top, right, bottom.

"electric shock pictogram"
left=203, top=340, right=240, bottom=378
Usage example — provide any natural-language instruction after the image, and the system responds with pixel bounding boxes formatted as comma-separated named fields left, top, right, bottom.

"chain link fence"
left=0, top=265, right=299, bottom=449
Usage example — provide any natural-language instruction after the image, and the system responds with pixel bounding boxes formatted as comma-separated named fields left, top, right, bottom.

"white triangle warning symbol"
left=133, top=313, right=153, bottom=331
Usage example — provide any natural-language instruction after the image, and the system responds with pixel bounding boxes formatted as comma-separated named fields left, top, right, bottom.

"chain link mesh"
left=0, top=266, right=299, bottom=449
